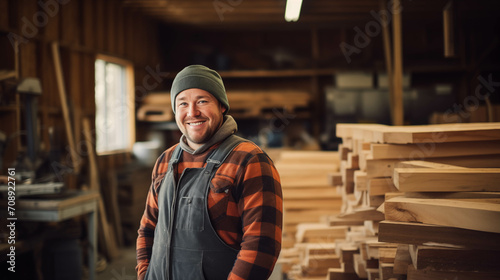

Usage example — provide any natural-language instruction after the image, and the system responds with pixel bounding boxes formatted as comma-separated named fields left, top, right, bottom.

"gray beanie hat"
left=170, top=65, right=229, bottom=115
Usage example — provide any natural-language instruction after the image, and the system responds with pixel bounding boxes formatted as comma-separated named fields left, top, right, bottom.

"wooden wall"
left=0, top=0, right=163, bottom=188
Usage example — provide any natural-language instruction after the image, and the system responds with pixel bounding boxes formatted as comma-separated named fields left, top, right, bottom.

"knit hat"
left=170, top=65, right=229, bottom=115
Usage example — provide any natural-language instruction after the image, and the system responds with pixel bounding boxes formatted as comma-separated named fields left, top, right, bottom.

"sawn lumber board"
left=393, top=168, right=500, bottom=192
left=384, top=197, right=500, bottom=233
left=372, top=122, right=500, bottom=144
left=370, top=140, right=500, bottom=159
left=406, top=263, right=500, bottom=280
left=365, top=154, right=500, bottom=178
left=408, top=244, right=500, bottom=272
left=378, top=220, right=500, bottom=250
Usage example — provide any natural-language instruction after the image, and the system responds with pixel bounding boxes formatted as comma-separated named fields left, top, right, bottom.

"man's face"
left=175, top=88, right=226, bottom=149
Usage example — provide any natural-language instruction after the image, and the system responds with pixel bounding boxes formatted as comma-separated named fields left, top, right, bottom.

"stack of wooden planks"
left=275, top=150, right=342, bottom=241
left=136, top=90, right=310, bottom=121
left=274, top=150, right=343, bottom=277
left=319, top=122, right=500, bottom=280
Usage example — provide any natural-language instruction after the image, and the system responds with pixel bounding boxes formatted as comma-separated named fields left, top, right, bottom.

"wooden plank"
left=328, top=172, right=343, bottom=186
left=328, top=215, right=365, bottom=226
left=354, top=171, right=367, bottom=192
left=285, top=209, right=339, bottom=225
left=364, top=240, right=398, bottom=260
left=395, top=160, right=465, bottom=169
left=443, top=0, right=455, bottom=57
left=295, top=224, right=348, bottom=243
left=368, top=178, right=398, bottom=196
left=302, top=255, right=341, bottom=277
left=347, top=154, right=359, bottom=169
left=391, top=0, right=403, bottom=126
left=16, top=191, right=99, bottom=210
left=82, top=118, right=119, bottom=260
left=378, top=247, right=397, bottom=263
left=378, top=220, right=500, bottom=250
left=404, top=191, right=500, bottom=200
left=284, top=199, right=342, bottom=210
left=336, top=123, right=387, bottom=139
left=407, top=264, right=500, bottom=280
left=339, top=207, right=385, bottom=221
left=283, top=187, right=341, bottom=200
left=370, top=140, right=500, bottom=159
left=393, top=245, right=411, bottom=275
left=393, top=168, right=500, bottom=192
left=353, top=254, right=368, bottom=278
left=379, top=262, right=402, bottom=280
left=326, top=267, right=359, bottom=280
left=409, top=244, right=500, bottom=272
left=278, top=150, right=340, bottom=163
left=384, top=197, right=500, bottom=233
left=52, top=42, right=80, bottom=174
left=371, top=122, right=500, bottom=144
left=366, top=155, right=500, bottom=178
left=380, top=0, right=394, bottom=124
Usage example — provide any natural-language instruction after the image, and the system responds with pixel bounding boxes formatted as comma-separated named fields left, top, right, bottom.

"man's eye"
left=198, top=100, right=208, bottom=104
left=179, top=102, right=187, bottom=106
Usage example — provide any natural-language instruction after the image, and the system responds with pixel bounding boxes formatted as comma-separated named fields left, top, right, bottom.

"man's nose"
left=187, top=103, right=200, bottom=117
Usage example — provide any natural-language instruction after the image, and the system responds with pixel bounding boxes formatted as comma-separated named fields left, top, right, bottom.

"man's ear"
left=220, top=103, right=227, bottom=114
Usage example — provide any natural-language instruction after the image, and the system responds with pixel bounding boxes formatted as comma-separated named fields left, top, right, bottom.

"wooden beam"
left=368, top=178, right=398, bottom=196
left=393, top=245, right=411, bottom=275
left=407, top=264, right=500, bottom=280
left=409, top=244, right=500, bottom=272
left=378, top=220, right=500, bottom=250
left=52, top=42, right=80, bottom=174
left=391, top=0, right=404, bottom=125
left=395, top=160, right=464, bottom=169
left=371, top=122, right=500, bottom=144
left=366, top=155, right=500, bottom=178
left=380, top=0, right=395, bottom=124
left=384, top=197, right=500, bottom=233
left=393, top=168, right=500, bottom=192
left=443, top=0, right=455, bottom=57
left=370, top=140, right=500, bottom=159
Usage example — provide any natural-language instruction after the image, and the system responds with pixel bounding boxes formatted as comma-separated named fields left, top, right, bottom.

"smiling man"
left=136, top=65, right=283, bottom=280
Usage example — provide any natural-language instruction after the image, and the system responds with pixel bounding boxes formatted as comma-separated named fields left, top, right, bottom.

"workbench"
left=14, top=190, right=99, bottom=280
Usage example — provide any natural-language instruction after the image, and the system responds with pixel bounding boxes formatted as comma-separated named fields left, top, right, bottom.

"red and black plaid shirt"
left=136, top=141, right=283, bottom=280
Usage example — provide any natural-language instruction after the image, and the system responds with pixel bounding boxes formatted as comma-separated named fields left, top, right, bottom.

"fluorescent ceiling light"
left=285, top=0, right=303, bottom=22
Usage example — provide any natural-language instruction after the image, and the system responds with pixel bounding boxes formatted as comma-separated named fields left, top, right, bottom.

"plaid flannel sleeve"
left=136, top=152, right=169, bottom=280
left=228, top=150, right=283, bottom=280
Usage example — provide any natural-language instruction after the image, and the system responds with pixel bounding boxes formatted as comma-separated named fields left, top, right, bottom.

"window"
left=94, top=55, right=135, bottom=154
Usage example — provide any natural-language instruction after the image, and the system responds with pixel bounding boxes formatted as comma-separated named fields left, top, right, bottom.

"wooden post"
left=52, top=42, right=81, bottom=174
left=380, top=0, right=395, bottom=123
left=311, top=27, right=321, bottom=138
left=443, top=0, right=455, bottom=57
left=392, top=0, right=404, bottom=126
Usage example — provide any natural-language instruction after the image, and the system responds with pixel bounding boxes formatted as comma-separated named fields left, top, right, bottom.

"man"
left=136, top=65, right=283, bottom=280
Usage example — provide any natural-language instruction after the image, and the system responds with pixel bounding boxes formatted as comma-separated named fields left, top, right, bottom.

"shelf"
left=160, top=68, right=338, bottom=80
left=218, top=68, right=337, bottom=78
left=0, top=70, right=16, bottom=81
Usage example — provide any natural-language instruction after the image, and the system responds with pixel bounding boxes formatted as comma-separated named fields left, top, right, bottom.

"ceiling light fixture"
left=285, top=0, right=303, bottom=22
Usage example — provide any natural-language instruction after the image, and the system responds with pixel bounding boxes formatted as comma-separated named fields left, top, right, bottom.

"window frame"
left=94, top=54, right=135, bottom=155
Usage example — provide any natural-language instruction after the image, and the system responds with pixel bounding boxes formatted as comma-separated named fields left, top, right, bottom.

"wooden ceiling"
left=120, top=0, right=469, bottom=29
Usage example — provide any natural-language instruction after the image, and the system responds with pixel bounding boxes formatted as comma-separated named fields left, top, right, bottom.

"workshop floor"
left=95, top=246, right=137, bottom=280
left=93, top=245, right=284, bottom=280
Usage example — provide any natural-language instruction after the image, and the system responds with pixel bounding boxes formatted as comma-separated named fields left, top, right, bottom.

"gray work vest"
left=145, top=135, right=246, bottom=280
